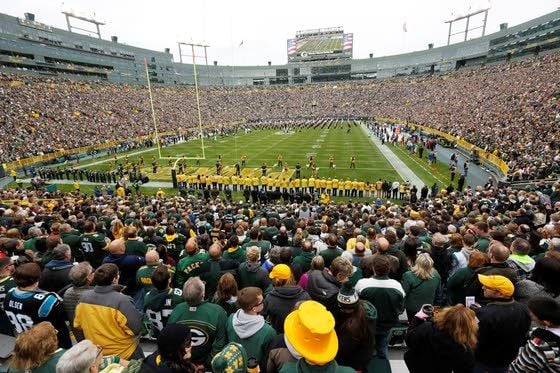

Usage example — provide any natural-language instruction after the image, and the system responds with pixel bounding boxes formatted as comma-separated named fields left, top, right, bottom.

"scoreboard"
left=287, top=27, right=353, bottom=63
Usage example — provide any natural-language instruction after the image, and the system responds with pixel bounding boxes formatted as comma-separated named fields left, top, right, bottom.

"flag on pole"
left=403, top=22, right=408, bottom=32
left=238, top=40, right=244, bottom=47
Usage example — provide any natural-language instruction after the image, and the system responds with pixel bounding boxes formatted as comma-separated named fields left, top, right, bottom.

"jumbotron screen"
left=287, top=27, right=353, bottom=63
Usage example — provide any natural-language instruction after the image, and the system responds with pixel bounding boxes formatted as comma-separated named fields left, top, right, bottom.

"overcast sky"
left=3, top=0, right=559, bottom=66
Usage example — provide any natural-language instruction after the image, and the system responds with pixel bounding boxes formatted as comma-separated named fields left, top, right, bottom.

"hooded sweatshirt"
left=507, top=253, right=535, bottom=279
left=40, top=259, right=74, bottom=293
left=238, top=261, right=271, bottom=292
left=226, top=310, right=276, bottom=367
left=262, top=286, right=311, bottom=333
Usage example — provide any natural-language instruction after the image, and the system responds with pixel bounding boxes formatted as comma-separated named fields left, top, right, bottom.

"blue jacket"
left=103, top=253, right=145, bottom=296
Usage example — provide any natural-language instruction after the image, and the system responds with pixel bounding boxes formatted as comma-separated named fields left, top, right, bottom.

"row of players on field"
left=176, top=174, right=414, bottom=199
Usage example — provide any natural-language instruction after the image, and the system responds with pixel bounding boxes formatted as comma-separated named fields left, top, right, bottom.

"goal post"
left=143, top=41, right=209, bottom=163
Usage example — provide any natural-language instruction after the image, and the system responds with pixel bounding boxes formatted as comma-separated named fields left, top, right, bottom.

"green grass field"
left=83, top=126, right=403, bottom=183
left=31, top=123, right=455, bottom=201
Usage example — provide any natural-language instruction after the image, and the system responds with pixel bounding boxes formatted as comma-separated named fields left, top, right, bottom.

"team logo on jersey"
left=190, top=327, right=209, bottom=347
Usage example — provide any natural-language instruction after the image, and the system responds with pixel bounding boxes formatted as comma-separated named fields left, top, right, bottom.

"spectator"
left=9, top=322, right=65, bottom=373
left=307, top=256, right=353, bottom=314
left=334, top=283, right=377, bottom=371
left=74, top=263, right=144, bottom=360
left=401, top=253, right=441, bottom=321
left=3, top=262, right=71, bottom=348
left=211, top=342, right=249, bottom=373
left=510, top=297, right=560, bottom=372
left=127, top=323, right=198, bottom=372
left=143, top=265, right=184, bottom=338
left=355, top=254, right=405, bottom=360
left=405, top=304, right=478, bottom=373
left=168, top=276, right=227, bottom=369
left=298, top=254, right=324, bottom=290
left=56, top=340, right=106, bottom=373
left=281, top=300, right=355, bottom=372
left=135, top=249, right=166, bottom=293
left=506, top=238, right=535, bottom=280
left=102, top=238, right=145, bottom=309
left=292, top=239, right=315, bottom=273
left=474, top=274, right=531, bottom=372
left=198, top=243, right=239, bottom=300
left=211, top=272, right=240, bottom=316
left=262, top=264, right=310, bottom=333
left=62, top=262, right=94, bottom=341
left=39, top=244, right=74, bottom=293
left=225, top=286, right=276, bottom=370
left=514, top=256, right=560, bottom=303
left=449, top=233, right=477, bottom=277
left=447, top=251, right=488, bottom=305
left=237, top=246, right=271, bottom=292
left=175, top=238, right=209, bottom=289
left=465, top=241, right=517, bottom=303
left=319, top=233, right=344, bottom=268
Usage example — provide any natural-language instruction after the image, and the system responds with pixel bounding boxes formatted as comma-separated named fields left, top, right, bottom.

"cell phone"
left=465, top=296, right=476, bottom=308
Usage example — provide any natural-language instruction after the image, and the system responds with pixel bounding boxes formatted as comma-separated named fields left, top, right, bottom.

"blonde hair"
left=11, top=322, right=58, bottom=370
left=411, top=253, right=435, bottom=280
left=246, top=246, right=261, bottom=263
left=111, top=219, right=124, bottom=239
left=310, top=255, right=325, bottom=271
left=434, top=304, right=478, bottom=350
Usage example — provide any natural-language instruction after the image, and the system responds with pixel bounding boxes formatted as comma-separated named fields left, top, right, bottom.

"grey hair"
left=183, top=277, right=205, bottom=306
left=56, top=339, right=98, bottom=373
left=69, top=262, right=93, bottom=287
left=27, top=227, right=43, bottom=238
left=52, top=244, right=71, bottom=260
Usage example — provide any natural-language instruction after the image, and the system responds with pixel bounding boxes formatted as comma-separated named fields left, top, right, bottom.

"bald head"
left=108, top=239, right=125, bottom=255
left=145, top=250, right=160, bottom=265
left=377, top=237, right=390, bottom=252
left=185, top=237, right=198, bottom=255
left=208, top=243, right=222, bottom=260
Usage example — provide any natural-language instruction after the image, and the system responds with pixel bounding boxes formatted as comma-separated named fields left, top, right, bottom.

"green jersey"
left=0, top=276, right=16, bottom=309
left=136, top=265, right=176, bottom=292
left=79, top=232, right=110, bottom=268
left=168, top=301, right=228, bottom=367
left=163, top=233, right=187, bottom=262
left=125, top=238, right=147, bottom=257
left=175, top=252, right=209, bottom=289
left=144, top=287, right=184, bottom=336
left=61, top=231, right=82, bottom=261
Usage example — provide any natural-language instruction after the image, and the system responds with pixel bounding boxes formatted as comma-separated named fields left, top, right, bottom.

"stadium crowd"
left=0, top=173, right=559, bottom=372
left=2, top=50, right=560, bottom=180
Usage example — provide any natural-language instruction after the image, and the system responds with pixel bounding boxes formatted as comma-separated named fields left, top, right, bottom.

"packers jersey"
left=144, top=287, right=184, bottom=336
left=0, top=276, right=16, bottom=309
left=80, top=233, right=110, bottom=268
left=163, top=233, right=187, bottom=263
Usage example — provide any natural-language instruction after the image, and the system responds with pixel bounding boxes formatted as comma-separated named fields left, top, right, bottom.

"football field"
left=84, top=125, right=403, bottom=184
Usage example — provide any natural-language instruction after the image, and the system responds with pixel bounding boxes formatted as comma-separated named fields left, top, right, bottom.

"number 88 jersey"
left=3, top=288, right=72, bottom=348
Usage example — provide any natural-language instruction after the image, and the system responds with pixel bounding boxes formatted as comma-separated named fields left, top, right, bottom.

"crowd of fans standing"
left=0, top=173, right=559, bottom=371
left=2, top=50, right=560, bottom=179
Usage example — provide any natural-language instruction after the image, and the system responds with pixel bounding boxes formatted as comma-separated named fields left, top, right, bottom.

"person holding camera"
left=404, top=303, right=478, bottom=373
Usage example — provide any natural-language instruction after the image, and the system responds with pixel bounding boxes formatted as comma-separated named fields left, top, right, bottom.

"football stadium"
left=0, top=2, right=559, bottom=372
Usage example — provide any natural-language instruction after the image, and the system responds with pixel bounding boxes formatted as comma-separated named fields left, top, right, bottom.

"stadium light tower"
left=61, top=10, right=105, bottom=39
left=444, top=7, right=490, bottom=45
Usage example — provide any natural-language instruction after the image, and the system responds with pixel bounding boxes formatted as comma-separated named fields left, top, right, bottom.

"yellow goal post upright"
left=143, top=41, right=209, bottom=170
